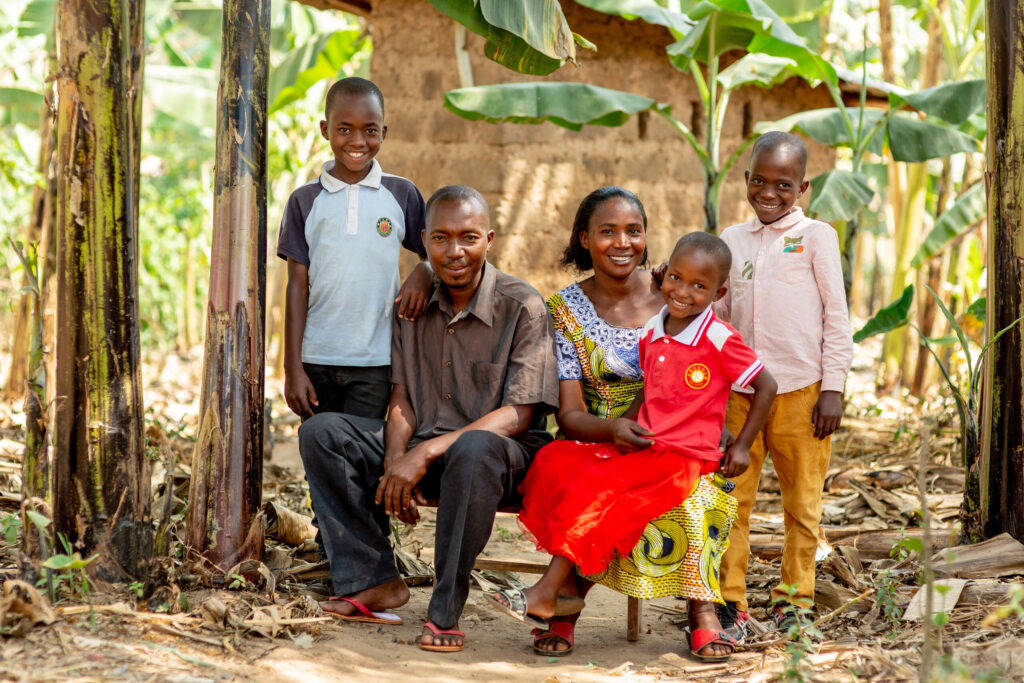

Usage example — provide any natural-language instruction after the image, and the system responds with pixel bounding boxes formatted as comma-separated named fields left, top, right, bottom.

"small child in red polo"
left=485, top=232, right=777, bottom=663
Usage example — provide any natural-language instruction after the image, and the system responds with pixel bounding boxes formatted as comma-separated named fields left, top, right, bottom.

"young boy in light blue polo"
left=277, top=77, right=431, bottom=421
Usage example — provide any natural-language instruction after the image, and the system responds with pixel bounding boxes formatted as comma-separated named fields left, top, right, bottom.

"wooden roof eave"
left=291, top=0, right=371, bottom=18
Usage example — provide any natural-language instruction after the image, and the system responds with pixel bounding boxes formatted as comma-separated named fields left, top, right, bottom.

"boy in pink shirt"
left=714, top=131, right=853, bottom=635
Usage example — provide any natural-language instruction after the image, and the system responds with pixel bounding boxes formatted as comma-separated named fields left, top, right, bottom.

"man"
left=299, top=185, right=559, bottom=652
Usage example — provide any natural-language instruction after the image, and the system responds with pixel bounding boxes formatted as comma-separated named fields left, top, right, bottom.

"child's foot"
left=715, top=600, right=750, bottom=643
left=319, top=576, right=409, bottom=617
left=688, top=600, right=735, bottom=661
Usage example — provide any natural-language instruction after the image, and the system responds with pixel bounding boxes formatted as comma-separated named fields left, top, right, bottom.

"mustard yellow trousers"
left=720, top=382, right=831, bottom=610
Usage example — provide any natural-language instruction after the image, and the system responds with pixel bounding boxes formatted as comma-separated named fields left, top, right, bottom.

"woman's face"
left=579, top=197, right=646, bottom=278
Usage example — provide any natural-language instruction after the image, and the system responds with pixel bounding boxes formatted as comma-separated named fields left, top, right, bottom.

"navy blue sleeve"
left=276, top=183, right=319, bottom=266
left=382, top=175, right=427, bottom=258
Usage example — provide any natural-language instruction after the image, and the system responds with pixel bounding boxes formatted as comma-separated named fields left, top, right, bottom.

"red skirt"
left=518, top=440, right=719, bottom=575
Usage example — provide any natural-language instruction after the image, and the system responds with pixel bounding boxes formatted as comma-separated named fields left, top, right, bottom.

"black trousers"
left=302, top=363, right=390, bottom=419
left=298, top=412, right=550, bottom=629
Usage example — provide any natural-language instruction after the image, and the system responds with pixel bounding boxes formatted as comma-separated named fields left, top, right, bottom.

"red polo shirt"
left=637, top=306, right=763, bottom=462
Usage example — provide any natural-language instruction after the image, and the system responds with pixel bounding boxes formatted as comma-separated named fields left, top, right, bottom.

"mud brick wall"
left=369, top=0, right=835, bottom=295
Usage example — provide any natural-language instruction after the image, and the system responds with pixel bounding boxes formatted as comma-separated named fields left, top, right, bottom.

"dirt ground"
left=2, top=341, right=1024, bottom=682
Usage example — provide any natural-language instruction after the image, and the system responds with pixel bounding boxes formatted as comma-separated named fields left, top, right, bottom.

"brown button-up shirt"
left=391, top=262, right=560, bottom=442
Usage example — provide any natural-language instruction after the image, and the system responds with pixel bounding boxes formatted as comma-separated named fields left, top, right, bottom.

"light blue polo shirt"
left=276, top=159, right=426, bottom=366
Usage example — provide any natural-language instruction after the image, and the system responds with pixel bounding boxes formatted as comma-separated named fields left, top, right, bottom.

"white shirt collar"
left=647, top=305, right=715, bottom=347
left=749, top=205, right=805, bottom=232
left=319, top=159, right=382, bottom=193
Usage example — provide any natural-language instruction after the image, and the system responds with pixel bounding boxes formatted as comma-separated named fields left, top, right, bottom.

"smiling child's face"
left=744, top=145, right=810, bottom=225
left=320, top=92, right=387, bottom=184
left=660, top=247, right=727, bottom=333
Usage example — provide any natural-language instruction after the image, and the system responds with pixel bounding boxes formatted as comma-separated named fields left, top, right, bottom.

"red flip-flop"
left=687, top=628, right=735, bottom=662
left=419, top=621, right=465, bottom=652
left=532, top=620, right=574, bottom=657
left=321, top=596, right=402, bottom=625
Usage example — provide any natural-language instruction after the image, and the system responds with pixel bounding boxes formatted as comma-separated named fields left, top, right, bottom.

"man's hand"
left=395, top=262, right=433, bottom=321
left=719, top=442, right=750, bottom=479
left=812, top=390, right=843, bottom=440
left=284, top=368, right=318, bottom=418
left=610, top=418, right=655, bottom=453
left=375, top=444, right=431, bottom=522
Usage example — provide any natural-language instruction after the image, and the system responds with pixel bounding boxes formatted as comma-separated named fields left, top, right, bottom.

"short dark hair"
left=325, top=77, right=385, bottom=119
left=425, top=185, right=489, bottom=227
left=750, top=131, right=808, bottom=177
left=561, top=186, right=648, bottom=272
left=670, top=231, right=732, bottom=285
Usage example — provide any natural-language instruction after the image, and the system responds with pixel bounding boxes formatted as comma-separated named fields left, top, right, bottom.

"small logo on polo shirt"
left=685, top=363, right=711, bottom=390
left=376, top=217, right=393, bottom=237
left=783, top=235, right=804, bottom=253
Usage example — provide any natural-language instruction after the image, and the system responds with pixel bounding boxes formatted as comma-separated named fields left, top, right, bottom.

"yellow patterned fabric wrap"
left=581, top=473, right=738, bottom=602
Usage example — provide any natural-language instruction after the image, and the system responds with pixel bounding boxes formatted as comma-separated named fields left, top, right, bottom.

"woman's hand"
left=610, top=418, right=655, bottom=453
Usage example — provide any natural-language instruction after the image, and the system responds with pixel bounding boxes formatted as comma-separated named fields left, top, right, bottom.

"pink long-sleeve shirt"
left=714, top=207, right=853, bottom=395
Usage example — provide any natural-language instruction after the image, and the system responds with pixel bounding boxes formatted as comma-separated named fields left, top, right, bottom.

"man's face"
left=424, top=199, right=494, bottom=291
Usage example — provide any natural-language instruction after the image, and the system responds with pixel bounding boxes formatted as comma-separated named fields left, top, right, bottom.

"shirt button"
left=444, top=393, right=452, bottom=400
left=755, top=317, right=760, bottom=322
left=756, top=280, right=760, bottom=284
left=447, top=328, right=454, bottom=335
left=658, top=356, right=665, bottom=362
left=445, top=361, right=452, bottom=367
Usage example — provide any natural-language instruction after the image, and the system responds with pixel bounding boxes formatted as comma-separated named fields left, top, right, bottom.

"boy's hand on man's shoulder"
left=812, top=390, right=843, bottom=440
left=395, top=261, right=434, bottom=321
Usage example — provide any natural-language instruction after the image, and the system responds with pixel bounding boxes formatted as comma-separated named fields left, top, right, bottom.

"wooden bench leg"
left=627, top=596, right=642, bottom=641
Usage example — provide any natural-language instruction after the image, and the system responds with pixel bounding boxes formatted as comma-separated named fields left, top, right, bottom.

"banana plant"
left=440, top=0, right=835, bottom=233
left=429, top=0, right=584, bottom=76
left=854, top=284, right=1024, bottom=541
left=758, top=74, right=984, bottom=292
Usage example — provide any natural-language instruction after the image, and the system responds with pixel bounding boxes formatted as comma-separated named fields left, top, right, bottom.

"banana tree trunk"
left=980, top=0, right=1024, bottom=541
left=5, top=97, right=55, bottom=402
left=52, top=0, right=151, bottom=580
left=881, top=163, right=927, bottom=389
left=185, top=0, right=271, bottom=571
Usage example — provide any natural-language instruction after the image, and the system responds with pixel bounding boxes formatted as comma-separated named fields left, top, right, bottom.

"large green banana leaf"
left=757, top=108, right=885, bottom=154
left=910, top=183, right=986, bottom=268
left=808, top=169, right=875, bottom=223
left=430, top=0, right=575, bottom=76
left=444, top=82, right=667, bottom=132
left=853, top=284, right=914, bottom=343
left=664, top=0, right=836, bottom=86
left=573, top=0, right=693, bottom=34
left=887, top=113, right=982, bottom=162
left=268, top=30, right=367, bottom=113
left=0, top=87, right=45, bottom=127
left=888, top=79, right=986, bottom=126
left=716, top=53, right=797, bottom=90
left=145, top=65, right=219, bottom=131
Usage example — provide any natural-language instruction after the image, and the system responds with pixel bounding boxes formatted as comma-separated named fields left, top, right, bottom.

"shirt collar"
left=747, top=205, right=805, bottom=232
left=427, top=260, right=497, bottom=327
left=319, top=159, right=382, bottom=193
left=648, top=305, right=715, bottom=347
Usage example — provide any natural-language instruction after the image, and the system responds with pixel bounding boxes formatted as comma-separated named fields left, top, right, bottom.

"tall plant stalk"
left=980, top=0, right=1024, bottom=541
left=52, top=0, right=152, bottom=580
left=185, top=0, right=271, bottom=570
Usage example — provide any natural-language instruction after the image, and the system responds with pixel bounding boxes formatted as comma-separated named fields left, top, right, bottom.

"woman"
left=524, top=187, right=734, bottom=660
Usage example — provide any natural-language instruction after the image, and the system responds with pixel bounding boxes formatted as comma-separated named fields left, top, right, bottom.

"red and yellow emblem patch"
left=684, top=363, right=711, bottom=390
left=376, top=217, right=393, bottom=237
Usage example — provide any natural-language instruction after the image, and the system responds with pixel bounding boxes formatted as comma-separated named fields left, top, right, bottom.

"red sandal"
left=419, top=621, right=466, bottom=652
left=687, top=628, right=736, bottom=662
left=532, top=619, right=574, bottom=657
